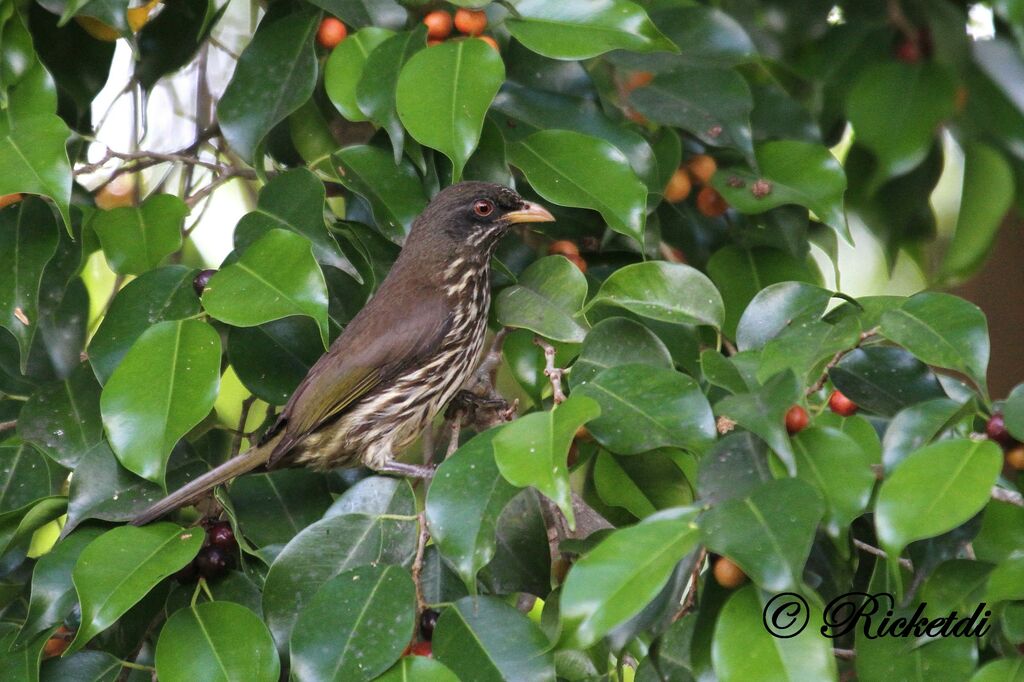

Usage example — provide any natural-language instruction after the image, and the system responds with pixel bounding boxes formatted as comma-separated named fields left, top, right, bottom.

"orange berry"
left=454, top=8, right=487, bottom=36
left=43, top=626, right=72, bottom=659
left=686, top=154, right=717, bottom=185
left=663, top=168, right=692, bottom=203
left=785, top=405, right=809, bottom=434
left=548, top=240, right=580, bottom=257
left=1006, top=445, right=1024, bottom=471
left=623, top=71, right=653, bottom=92
left=954, top=85, right=968, bottom=114
left=423, top=10, right=452, bottom=40
left=566, top=253, right=588, bottom=274
left=574, top=425, right=592, bottom=441
left=0, top=193, right=23, bottom=209
left=316, top=17, right=347, bottom=49
left=427, top=38, right=444, bottom=46
left=95, top=175, right=136, bottom=210
left=625, top=109, right=649, bottom=125
left=828, top=390, right=858, bottom=416
left=713, top=557, right=747, bottom=589
left=477, top=34, right=499, bottom=52
left=696, top=186, right=728, bottom=217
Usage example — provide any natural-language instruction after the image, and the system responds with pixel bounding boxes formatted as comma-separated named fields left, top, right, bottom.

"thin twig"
left=230, top=396, right=257, bottom=459
left=674, top=547, right=708, bottom=621
left=185, top=170, right=254, bottom=209
left=992, top=486, right=1024, bottom=507
left=534, top=336, right=566, bottom=404
left=833, top=648, right=856, bottom=661
left=411, top=513, right=430, bottom=612
left=445, top=418, right=461, bottom=459
left=0, top=420, right=15, bottom=433
left=806, top=326, right=880, bottom=396
left=886, top=0, right=917, bottom=40
left=853, top=538, right=913, bottom=571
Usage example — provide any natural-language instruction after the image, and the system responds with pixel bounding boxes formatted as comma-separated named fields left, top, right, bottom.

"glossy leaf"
left=377, top=657, right=459, bottom=682
left=735, top=282, right=832, bottom=352
left=89, top=194, right=186, bottom=275
left=397, top=38, right=505, bottom=181
left=40, top=650, right=121, bottom=682
left=304, top=0, right=406, bottom=29
left=100, top=320, right=221, bottom=483
left=334, top=145, right=428, bottom=241
left=290, top=565, right=415, bottom=682
left=229, top=469, right=333, bottom=547
left=880, top=292, right=989, bottom=395
left=506, top=0, right=676, bottom=60
left=569, top=317, right=673, bottom=389
left=356, top=27, right=426, bottom=163
left=433, top=596, right=554, bottom=681
left=203, top=229, right=329, bottom=346
left=17, top=363, right=103, bottom=467
left=0, top=115, right=72, bottom=230
left=589, top=261, right=724, bottom=330
left=494, top=255, right=588, bottom=343
left=559, top=508, right=700, bottom=649
left=217, top=8, right=319, bottom=162
left=576, top=364, right=715, bottom=455
left=830, top=347, right=947, bottom=417
left=713, top=370, right=802, bottom=474
left=700, top=478, right=824, bottom=592
left=68, top=523, right=204, bottom=654
left=0, top=443, right=62, bottom=514
left=324, top=28, right=394, bottom=122
left=880, top=398, right=963, bottom=472
left=791, top=427, right=875, bottom=538
left=509, top=129, right=647, bottom=242
left=155, top=602, right=279, bottom=682
left=227, top=317, right=323, bottom=406
left=875, top=439, right=1001, bottom=559
left=712, top=141, right=849, bottom=242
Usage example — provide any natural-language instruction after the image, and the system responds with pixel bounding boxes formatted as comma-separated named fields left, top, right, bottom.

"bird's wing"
left=276, top=284, right=452, bottom=444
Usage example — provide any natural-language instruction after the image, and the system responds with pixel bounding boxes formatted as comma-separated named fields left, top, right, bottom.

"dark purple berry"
left=207, top=521, right=237, bottom=550
left=195, top=546, right=232, bottom=580
left=419, top=609, right=440, bottom=641
left=193, top=269, right=217, bottom=297
left=987, top=413, right=1014, bottom=445
left=173, top=561, right=198, bottom=584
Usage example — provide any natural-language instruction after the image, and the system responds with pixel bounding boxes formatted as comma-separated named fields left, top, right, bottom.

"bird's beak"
left=505, top=202, right=555, bottom=224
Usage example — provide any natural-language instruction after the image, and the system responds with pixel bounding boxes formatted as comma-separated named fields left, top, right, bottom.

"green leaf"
left=217, top=8, right=319, bottom=162
left=493, top=394, right=599, bottom=528
left=630, top=67, right=753, bottom=160
left=333, top=145, right=428, bottom=242
left=569, top=317, right=673, bottom=389
left=262, top=509, right=417, bottom=650
left=875, top=439, right=1001, bottom=560
left=290, top=565, right=415, bottom=682
left=791, top=427, right=875, bottom=538
left=425, top=429, right=518, bottom=593
left=203, top=229, right=329, bottom=346
left=235, top=168, right=344, bottom=268
left=135, top=0, right=222, bottom=91
left=829, top=346, right=946, bottom=416
left=756, top=316, right=861, bottom=386
left=155, top=602, right=279, bottom=682
left=712, top=586, right=837, bottom=682
left=88, top=265, right=201, bottom=384
left=506, top=0, right=676, bottom=60
left=376, top=657, right=459, bottom=682
left=100, top=320, right=221, bottom=483
left=433, top=596, right=554, bottom=681
left=0, top=115, right=72, bottom=230
left=16, top=364, right=102, bottom=468
left=397, top=39, right=505, bottom=181
left=304, top=0, right=406, bottom=29
left=576, top=364, right=715, bottom=456
left=559, top=508, right=700, bottom=649
left=0, top=197, right=59, bottom=371
left=880, top=292, right=990, bottom=395
left=712, top=141, right=849, bottom=242
left=589, top=261, right=724, bottom=329
left=971, top=659, right=1024, bottom=682
left=714, top=370, right=802, bottom=474
left=356, top=27, right=426, bottom=164
left=880, top=398, right=963, bottom=472
left=593, top=450, right=693, bottom=519
left=845, top=62, right=955, bottom=188
left=696, top=432, right=773, bottom=506
left=494, top=255, right=589, bottom=343
left=476, top=489, right=550, bottom=598
left=735, top=282, right=832, bottom=352
left=1004, top=383, right=1024, bottom=443
left=941, top=143, right=1014, bottom=280
left=707, top=246, right=819, bottom=340
left=609, top=5, right=755, bottom=70
left=324, top=28, right=394, bottom=122
left=89, top=194, right=186, bottom=275
left=227, top=317, right=323, bottom=406
left=229, top=469, right=333, bottom=547
left=509, top=129, right=647, bottom=243
left=699, top=478, right=824, bottom=592
left=985, top=556, right=1024, bottom=604
left=0, top=443, right=62, bottom=514
left=40, top=650, right=121, bottom=682
left=17, top=527, right=104, bottom=647
left=68, top=523, right=204, bottom=654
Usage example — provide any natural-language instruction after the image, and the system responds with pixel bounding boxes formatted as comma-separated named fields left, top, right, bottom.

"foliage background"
left=0, top=0, right=1023, bottom=680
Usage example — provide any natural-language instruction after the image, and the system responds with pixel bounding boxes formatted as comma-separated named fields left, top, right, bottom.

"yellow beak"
left=505, top=201, right=555, bottom=224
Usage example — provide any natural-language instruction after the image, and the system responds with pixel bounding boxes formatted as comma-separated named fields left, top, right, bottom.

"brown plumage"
left=133, top=182, right=553, bottom=525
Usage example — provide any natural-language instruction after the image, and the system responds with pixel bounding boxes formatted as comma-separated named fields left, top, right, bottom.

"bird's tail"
left=131, top=440, right=274, bottom=526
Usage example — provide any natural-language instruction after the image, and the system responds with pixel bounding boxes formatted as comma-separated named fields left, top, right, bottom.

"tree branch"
left=534, top=336, right=566, bottom=404
left=992, top=486, right=1024, bottom=507
left=0, top=420, right=16, bottom=433
left=853, top=538, right=913, bottom=571
left=806, top=326, right=880, bottom=396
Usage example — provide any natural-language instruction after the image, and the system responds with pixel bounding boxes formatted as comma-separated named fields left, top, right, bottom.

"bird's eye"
left=473, top=200, right=495, bottom=217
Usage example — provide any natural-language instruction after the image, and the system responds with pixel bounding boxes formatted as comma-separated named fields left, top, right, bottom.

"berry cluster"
left=987, top=413, right=1024, bottom=471
left=664, top=154, right=728, bottom=218
left=175, top=520, right=239, bottom=583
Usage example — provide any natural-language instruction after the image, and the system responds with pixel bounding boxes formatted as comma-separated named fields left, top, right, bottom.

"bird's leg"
left=446, top=389, right=516, bottom=430
left=376, top=460, right=437, bottom=479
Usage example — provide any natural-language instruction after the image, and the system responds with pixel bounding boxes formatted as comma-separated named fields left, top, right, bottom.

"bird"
left=132, top=182, right=554, bottom=525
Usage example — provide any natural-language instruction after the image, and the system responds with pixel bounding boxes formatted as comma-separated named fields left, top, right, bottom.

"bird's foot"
left=377, top=460, right=437, bottom=479
left=446, top=390, right=517, bottom=428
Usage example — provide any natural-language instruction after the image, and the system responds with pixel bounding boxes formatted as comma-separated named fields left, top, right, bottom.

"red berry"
left=317, top=17, right=347, bottom=49
left=423, top=11, right=452, bottom=40
left=895, top=39, right=921, bottom=63
left=785, top=405, right=809, bottom=434
left=828, top=390, right=858, bottom=416
left=409, top=640, right=432, bottom=657
left=419, top=609, right=439, bottom=641
left=207, top=521, right=237, bottom=550
left=987, top=413, right=1014, bottom=445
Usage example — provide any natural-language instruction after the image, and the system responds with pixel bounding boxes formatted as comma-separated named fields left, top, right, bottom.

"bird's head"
left=409, top=182, right=555, bottom=255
